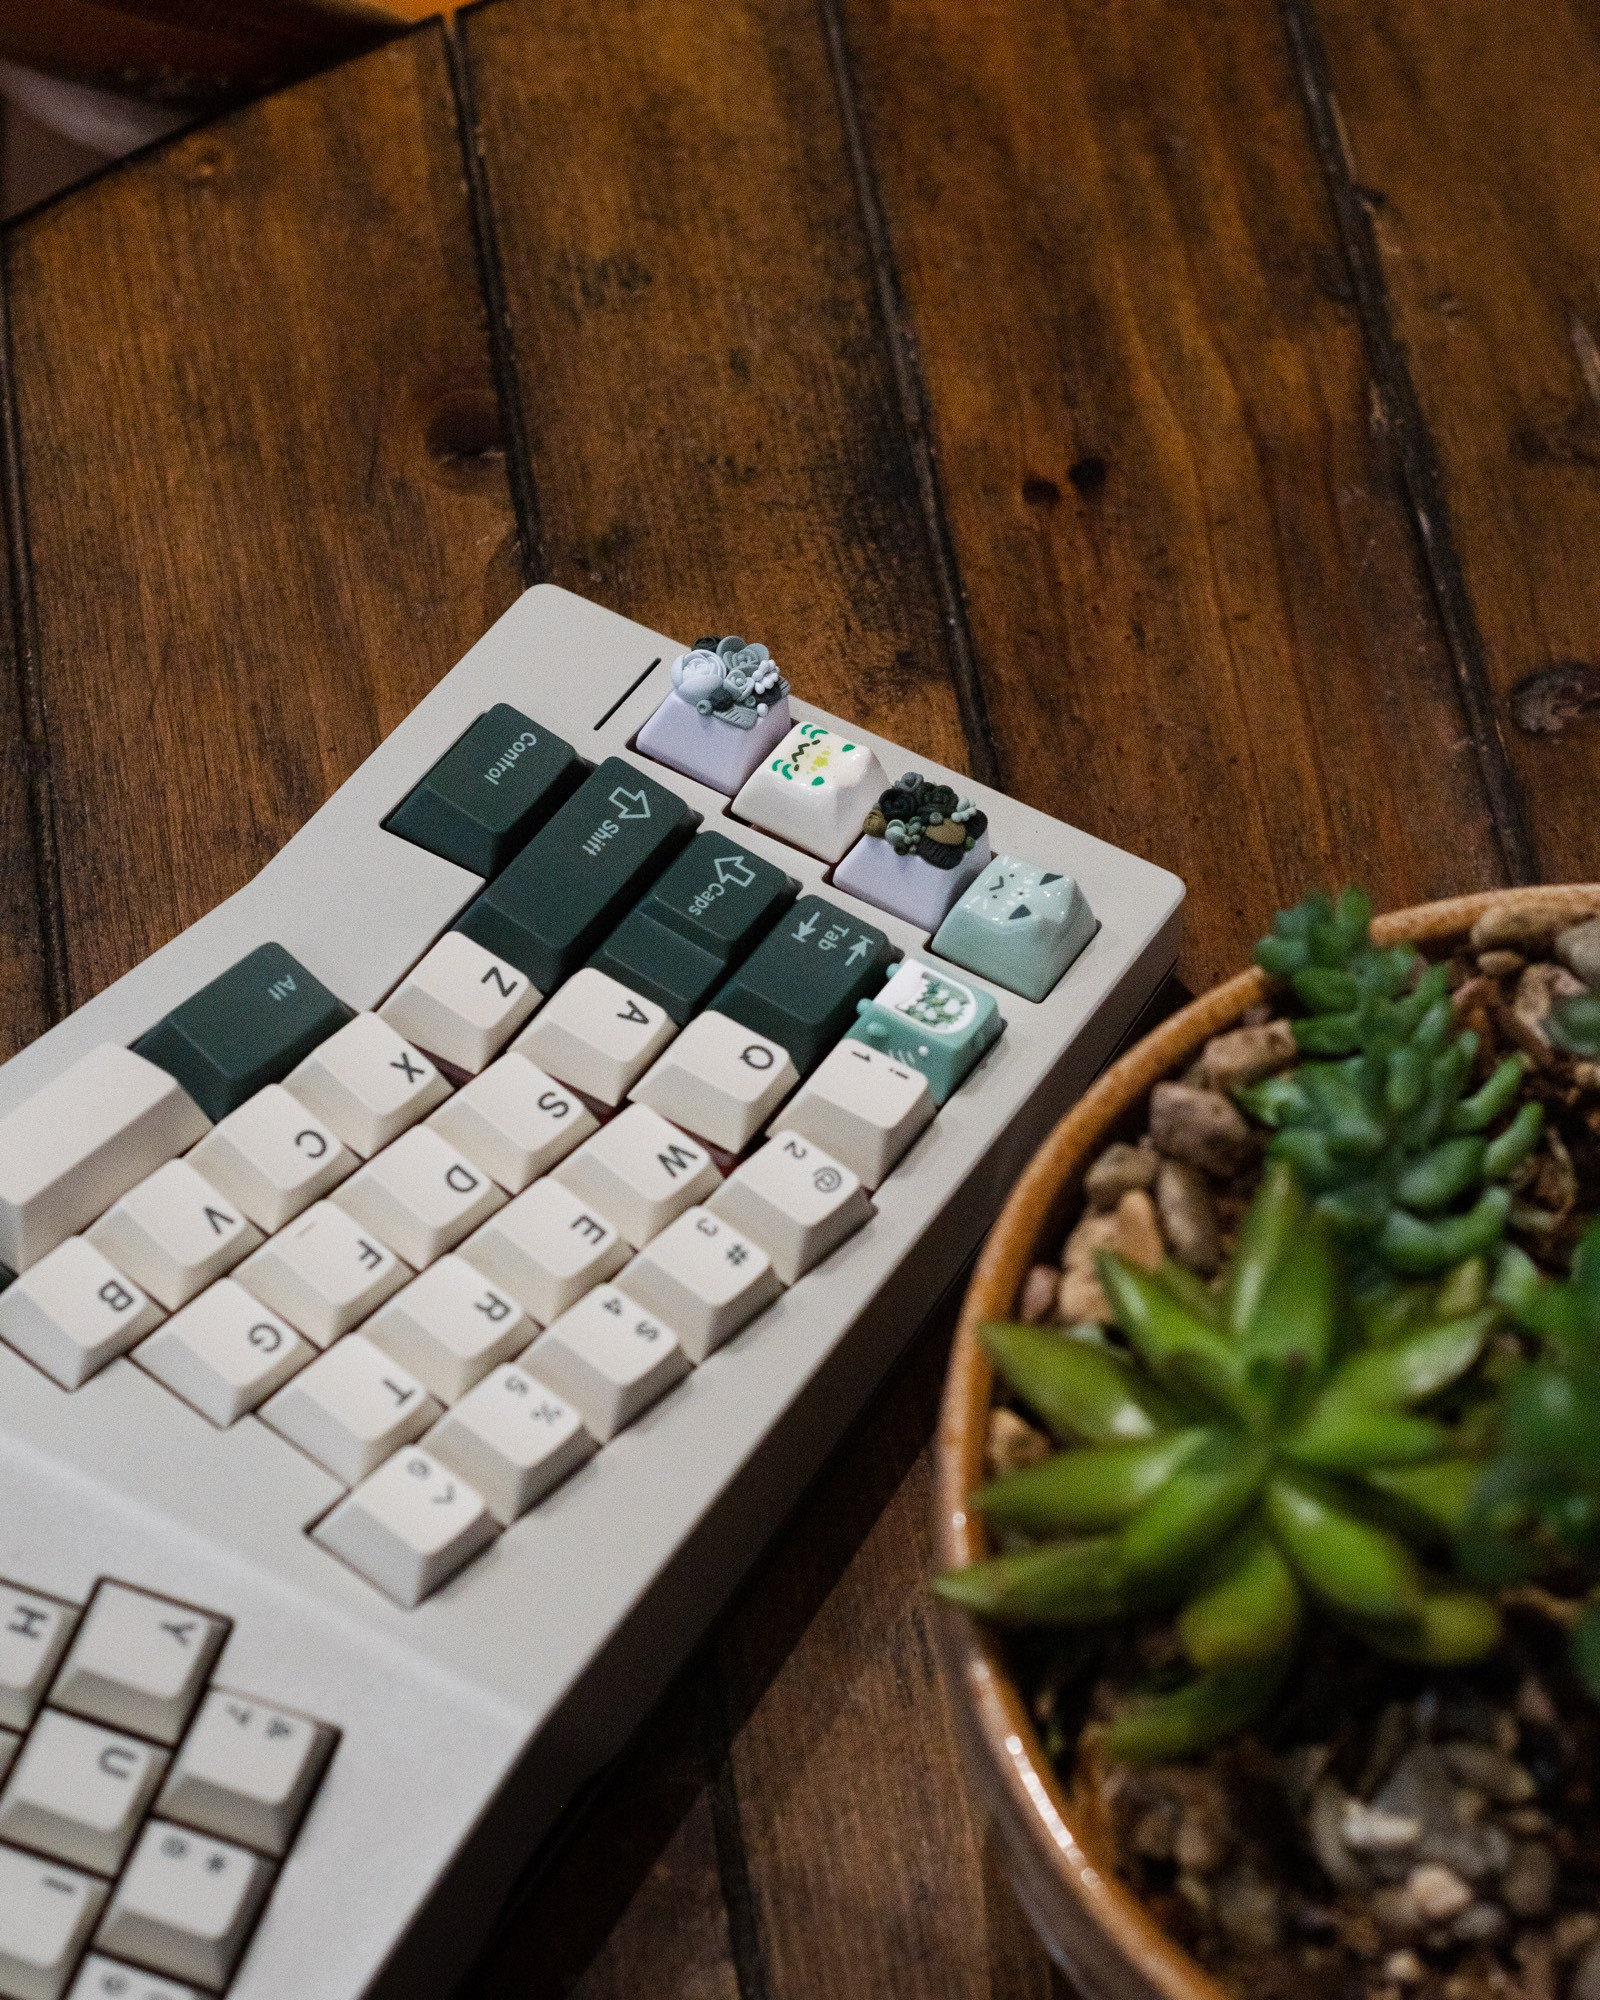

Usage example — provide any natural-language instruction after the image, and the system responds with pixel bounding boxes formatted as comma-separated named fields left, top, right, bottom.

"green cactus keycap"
left=384, top=703, right=585, bottom=878
left=132, top=942, right=353, bottom=1120
left=710, top=894, right=894, bottom=1073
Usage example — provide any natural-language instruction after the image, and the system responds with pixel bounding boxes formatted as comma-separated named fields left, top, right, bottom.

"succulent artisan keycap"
left=931, top=856, right=1098, bottom=1002
left=132, top=943, right=352, bottom=1122
left=454, top=758, right=698, bottom=992
left=845, top=958, right=1003, bottom=1104
left=588, top=831, right=797, bottom=1021
left=634, top=637, right=793, bottom=794
left=711, top=895, right=894, bottom=1075
left=833, top=771, right=991, bottom=932
left=384, top=704, right=585, bottom=878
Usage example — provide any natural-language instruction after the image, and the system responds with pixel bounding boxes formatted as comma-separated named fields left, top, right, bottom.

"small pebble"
left=1502, top=1840, right=1557, bottom=1918
left=1357, top=1703, right=1414, bottom=1801
left=984, top=1407, right=1052, bottom=1478
left=1058, top=1208, right=1119, bottom=1322
left=1148, top=1081, right=1256, bottom=1178
left=1083, top=1140, right=1159, bottom=1208
left=1552, top=1914, right=1600, bottom=1963
left=1470, top=894, right=1589, bottom=954
left=1444, top=1742, right=1539, bottom=1804
left=1518, top=1677, right=1560, bottom=1729
left=1279, top=1742, right=1333, bottom=1816
left=1213, top=1862, right=1281, bottom=1951
left=1311, top=1779, right=1371, bottom=1891
left=1556, top=915, right=1600, bottom=991
left=1174, top=1807, right=1230, bottom=1877
left=1513, top=961, right=1588, bottom=1062
left=1406, top=1863, right=1475, bottom=1924
left=1451, top=1901, right=1510, bottom=1945
left=1385, top=1950, right=1426, bottom=1986
left=1342, top=1799, right=1424, bottom=1853
left=1154, top=1158, right=1221, bottom=1274
left=1114, top=1187, right=1166, bottom=1273
left=1196, top=1018, right=1298, bottom=1094
left=1478, top=949, right=1528, bottom=978
left=1130, top=1804, right=1178, bottom=1861
left=1018, top=1263, right=1058, bottom=1323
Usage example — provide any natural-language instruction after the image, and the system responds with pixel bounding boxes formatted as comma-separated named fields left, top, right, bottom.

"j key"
left=454, top=756, right=697, bottom=991
left=427, top=1053, right=597, bottom=1194
left=378, top=932, right=542, bottom=1075
left=87, top=1162, right=262, bottom=1312
left=259, top=1334, right=440, bottom=1488
left=157, top=1689, right=336, bottom=1859
left=512, top=969, right=676, bottom=1108
left=52, top=1584, right=227, bottom=1747
left=314, top=1448, right=495, bottom=1608
left=362, top=1255, right=533, bottom=1404
left=0, top=1583, right=78, bottom=1732
left=97, top=1822, right=273, bottom=1992
left=134, top=1281, right=312, bottom=1427
left=708, top=1133, right=873, bottom=1283
left=384, top=703, right=585, bottom=878
left=0, top=1845, right=107, bottom=2000
left=427, top=1365, right=595, bottom=1522
left=330, top=1126, right=506, bottom=1269
left=187, top=1085, right=356, bottom=1233
left=282, top=1014, right=450, bottom=1159
left=0, top=1239, right=164, bottom=1391
left=522, top=1287, right=689, bottom=1442
left=0, top=1710, right=168, bottom=1876
left=630, top=1011, right=799, bottom=1154
left=552, top=1104, right=721, bottom=1247
left=769, top=1038, right=934, bottom=1188
left=617, top=1207, right=780, bottom=1363
left=710, top=896, right=894, bottom=1075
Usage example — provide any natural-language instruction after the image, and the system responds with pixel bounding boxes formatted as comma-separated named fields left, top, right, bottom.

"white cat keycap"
left=378, top=932, right=541, bottom=1074
left=426, top=1053, right=597, bottom=1193
left=86, top=1162, right=261, bottom=1312
left=615, top=1208, right=780, bottom=1363
left=282, top=1013, right=449, bottom=1157
left=630, top=1011, right=799, bottom=1152
left=314, top=1448, right=496, bottom=1608
left=709, top=1134, right=872, bottom=1282
left=329, top=1126, right=505, bottom=1268
left=187, top=1085, right=355, bottom=1232
left=729, top=720, right=888, bottom=862
left=512, top=968, right=675, bottom=1106
left=52, top=1584, right=226, bottom=1746
left=427, top=1365, right=595, bottom=1522
left=259, top=1334, right=440, bottom=1487
left=0, top=1585, right=77, bottom=1733
left=772, top=1038, right=934, bottom=1188
left=0, top=1845, right=107, bottom=2000
left=522, top=1287, right=689, bottom=1441
left=551, top=1104, right=720, bottom=1246
left=362, top=1255, right=531, bottom=1404
left=134, top=1281, right=312, bottom=1427
left=0, top=1239, right=164, bottom=1391
left=0, top=1711, right=168, bottom=1876
left=157, top=1690, right=336, bottom=1858
left=97, top=1821, right=273, bottom=1991
left=235, top=1201, right=409, bottom=1347
left=460, top=1179, right=627, bottom=1326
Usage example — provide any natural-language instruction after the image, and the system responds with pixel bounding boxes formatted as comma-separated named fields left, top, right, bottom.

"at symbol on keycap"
left=813, top=1167, right=842, bottom=1193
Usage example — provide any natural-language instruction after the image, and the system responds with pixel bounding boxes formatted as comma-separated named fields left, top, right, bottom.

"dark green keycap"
left=454, top=757, right=698, bottom=992
left=710, top=894, right=895, bottom=1073
left=132, top=942, right=352, bottom=1120
left=384, top=704, right=585, bottom=878
left=588, top=832, right=797, bottom=1022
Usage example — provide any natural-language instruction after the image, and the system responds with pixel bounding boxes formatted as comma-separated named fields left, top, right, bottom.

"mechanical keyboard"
left=0, top=586, right=1182, bottom=2000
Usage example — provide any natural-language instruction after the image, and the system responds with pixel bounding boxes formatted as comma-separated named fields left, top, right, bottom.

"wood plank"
left=1305, top=0, right=1600, bottom=885
left=830, top=0, right=1506, bottom=992
left=3, top=26, right=522, bottom=1011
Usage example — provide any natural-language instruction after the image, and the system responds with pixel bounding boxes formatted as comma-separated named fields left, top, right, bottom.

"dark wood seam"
left=0, top=239, right=69, bottom=1022
left=698, top=1669, right=773, bottom=2000
left=441, top=15, right=547, bottom=588
left=1279, top=0, right=1539, bottom=886
left=812, top=0, right=1003, bottom=791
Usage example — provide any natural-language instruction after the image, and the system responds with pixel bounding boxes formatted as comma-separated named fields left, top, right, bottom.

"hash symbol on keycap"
left=725, top=1244, right=748, bottom=1266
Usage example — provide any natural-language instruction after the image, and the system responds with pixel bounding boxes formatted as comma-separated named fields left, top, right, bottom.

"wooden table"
left=2, top=1, right=1595, bottom=1991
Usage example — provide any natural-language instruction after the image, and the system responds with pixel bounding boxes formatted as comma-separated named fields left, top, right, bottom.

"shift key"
left=454, top=758, right=698, bottom=992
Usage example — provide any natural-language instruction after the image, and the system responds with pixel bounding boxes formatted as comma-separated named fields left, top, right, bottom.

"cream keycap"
left=522, top=1287, right=689, bottom=1441
left=314, top=1447, right=496, bottom=1608
left=0, top=1711, right=168, bottom=1876
left=68, top=1956, right=199, bottom=2000
left=378, top=932, right=541, bottom=1074
left=729, top=720, right=888, bottom=862
left=709, top=1133, right=873, bottom=1282
left=96, top=1821, right=273, bottom=1992
left=0, top=1583, right=77, bottom=1733
left=427, top=1364, right=595, bottom=1521
left=551, top=1104, right=720, bottom=1247
left=87, top=1162, right=262, bottom=1312
left=616, top=1207, right=780, bottom=1363
left=259, top=1334, right=440, bottom=1487
left=330, top=1125, right=505, bottom=1268
left=134, top=1281, right=312, bottom=1427
left=362, top=1255, right=531, bottom=1404
left=459, top=1179, right=628, bottom=1326
left=770, top=1037, right=934, bottom=1188
left=187, top=1085, right=355, bottom=1232
left=0, top=1239, right=164, bottom=1391
left=52, top=1584, right=226, bottom=1746
left=282, top=1013, right=449, bottom=1157
left=426, top=1053, right=597, bottom=1193
left=512, top=968, right=675, bottom=1107
left=157, top=1689, right=335, bottom=1858
left=630, top=1011, right=798, bottom=1152
left=0, top=1845, right=107, bottom=2000
left=235, top=1201, right=409, bottom=1347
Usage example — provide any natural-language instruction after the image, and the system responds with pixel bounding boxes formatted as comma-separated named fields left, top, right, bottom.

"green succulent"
left=937, top=1161, right=1503, bottom=1762
left=1551, top=992, right=1600, bottom=1060
left=1243, top=889, right=1542, bottom=1277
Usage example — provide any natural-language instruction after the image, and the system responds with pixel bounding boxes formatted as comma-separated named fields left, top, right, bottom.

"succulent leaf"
left=1365, top=1458, right=1484, bottom=1537
left=1265, top=1471, right=1427, bottom=1623
left=933, top=1536, right=1129, bottom=1626
left=1550, top=992, right=1600, bottom=1059
left=979, top=1322, right=1175, bottom=1443
left=972, top=1430, right=1210, bottom=1536
left=1104, top=1659, right=1290, bottom=1764
left=1178, top=1528, right=1302, bottom=1670
left=1118, top=1439, right=1271, bottom=1580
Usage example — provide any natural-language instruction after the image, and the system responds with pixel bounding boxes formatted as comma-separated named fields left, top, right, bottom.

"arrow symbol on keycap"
left=847, top=937, right=873, bottom=964
left=714, top=855, right=757, bottom=888
left=610, top=787, right=651, bottom=820
left=792, top=912, right=818, bottom=941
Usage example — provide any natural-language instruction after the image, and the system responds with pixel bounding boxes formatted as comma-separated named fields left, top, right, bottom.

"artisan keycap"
left=631, top=1012, right=799, bottom=1153
left=0, top=1239, right=164, bottom=1391
left=552, top=1104, right=721, bottom=1247
left=188, top=1085, right=355, bottom=1233
left=845, top=957, right=1004, bottom=1105
left=931, top=856, right=1097, bottom=1002
left=710, top=896, right=894, bottom=1075
left=97, top=1821, right=273, bottom=1991
left=314, top=1448, right=495, bottom=1608
left=708, top=1133, right=873, bottom=1283
left=260, top=1335, right=440, bottom=1487
left=730, top=721, right=888, bottom=862
left=0, top=1710, right=168, bottom=1876
left=53, top=1585, right=226, bottom=1746
left=132, top=943, right=351, bottom=1122
left=0, top=1846, right=107, bottom=2000
left=0, top=1582, right=78, bottom=1733
left=135, top=1282, right=312, bottom=1428
left=522, top=1287, right=689, bottom=1441
left=633, top=637, right=793, bottom=793
left=158, top=1689, right=335, bottom=1858
left=832, top=769, right=991, bottom=932
left=618, top=1208, right=780, bottom=1363
left=427, top=1365, right=594, bottom=1522
left=378, top=932, right=541, bottom=1075
left=513, top=969, right=676, bottom=1107
left=87, top=1162, right=262, bottom=1311
left=362, top=1256, right=531, bottom=1404
left=427, top=1054, right=597, bottom=1194
left=384, top=704, right=585, bottom=877
left=588, top=832, right=796, bottom=1022
left=454, top=757, right=698, bottom=991
left=775, top=1039, right=934, bottom=1188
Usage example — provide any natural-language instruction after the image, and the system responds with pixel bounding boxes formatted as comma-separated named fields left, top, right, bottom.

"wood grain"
left=1307, top=0, right=1600, bottom=886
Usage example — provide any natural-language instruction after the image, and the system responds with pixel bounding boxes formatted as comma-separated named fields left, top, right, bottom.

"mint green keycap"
left=711, top=895, right=893, bottom=1073
left=931, top=855, right=1097, bottom=1002
left=384, top=704, right=585, bottom=878
left=845, top=957, right=1003, bottom=1104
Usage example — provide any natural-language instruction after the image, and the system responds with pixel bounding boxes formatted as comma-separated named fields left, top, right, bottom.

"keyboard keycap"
left=134, top=1281, right=312, bottom=1427
left=259, top=1334, right=440, bottom=1487
left=0, top=1240, right=164, bottom=1391
left=930, top=855, right=1097, bottom=1001
left=87, top=1163, right=262, bottom=1312
left=157, top=1690, right=335, bottom=1859
left=587, top=831, right=796, bottom=1023
left=454, top=757, right=698, bottom=991
left=459, top=1180, right=627, bottom=1326
left=377, top=932, right=542, bottom=1075
left=383, top=703, right=585, bottom=878
left=631, top=1012, right=799, bottom=1153
left=186, top=1085, right=355, bottom=1233
left=329, top=1126, right=506, bottom=1269
left=131, top=942, right=352, bottom=1123
left=711, top=895, right=894, bottom=1075
left=0, top=1046, right=209, bottom=1273
left=0, top=1711, right=167, bottom=1876
left=512, top=969, right=676, bottom=1108
left=0, top=1845, right=107, bottom=2000
left=96, top=1822, right=272, bottom=1992
left=314, top=1448, right=496, bottom=1607
left=632, top=638, right=793, bottom=794
left=426, top=1054, right=597, bottom=1194
left=845, top=957, right=1004, bottom=1104
left=68, top=1955, right=198, bottom=2000
left=362, top=1255, right=531, bottom=1404
left=282, top=1013, right=450, bottom=1159
left=0, top=1731, right=16, bottom=1783
left=730, top=720, right=888, bottom=862
left=235, top=1200, right=409, bottom=1347
left=831, top=769, right=991, bottom=931
left=617, top=1208, right=780, bottom=1363
left=708, top=1134, right=873, bottom=1283
left=774, top=1039, right=934, bottom=1187
left=552, top=1105, right=721, bottom=1247
left=53, top=1584, right=227, bottom=1746
left=427, top=1365, right=594, bottom=1522
left=0, top=1583, right=78, bottom=1733
left=523, top=1288, right=689, bottom=1441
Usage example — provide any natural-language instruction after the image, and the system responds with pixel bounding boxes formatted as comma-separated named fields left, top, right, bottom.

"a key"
left=522, top=1288, right=689, bottom=1441
left=767, top=1038, right=934, bottom=1188
left=0, top=1583, right=78, bottom=1732
left=133, top=1281, right=312, bottom=1427
left=377, top=932, right=542, bottom=1075
left=587, top=831, right=796, bottom=1023
left=617, top=1207, right=780, bottom=1363
left=157, top=1690, right=335, bottom=1859
left=0, top=1239, right=164, bottom=1391
left=427, top=1365, right=595, bottom=1522
left=730, top=720, right=888, bottom=862
left=0, top=1045, right=210, bottom=1273
left=52, top=1584, right=227, bottom=1747
left=708, top=1134, right=873, bottom=1283
left=630, top=1011, right=799, bottom=1153
left=711, top=895, right=894, bottom=1075
left=845, top=957, right=1004, bottom=1104
left=383, top=703, right=585, bottom=878
left=281, top=1013, right=450, bottom=1158
left=86, top=1163, right=262, bottom=1312
left=0, top=1711, right=168, bottom=1876
left=313, top=1448, right=496, bottom=1608
left=259, top=1334, right=440, bottom=1487
left=460, top=1178, right=628, bottom=1325
left=552, top=1104, right=720, bottom=1247
left=96, top=1822, right=273, bottom=1992
left=0, top=1845, right=107, bottom=2000
left=68, top=1956, right=200, bottom=2000
left=329, top=1126, right=506, bottom=1269
left=186, top=1085, right=355, bottom=1232
left=511, top=969, right=676, bottom=1108
left=454, top=756, right=698, bottom=991
left=234, top=1201, right=409, bottom=1347
left=931, top=854, right=1098, bottom=1001
left=426, top=1054, right=597, bottom=1194
left=362, top=1255, right=532, bottom=1404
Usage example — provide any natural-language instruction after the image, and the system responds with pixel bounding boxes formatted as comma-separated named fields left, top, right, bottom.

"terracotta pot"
left=934, top=885, right=1600, bottom=2000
